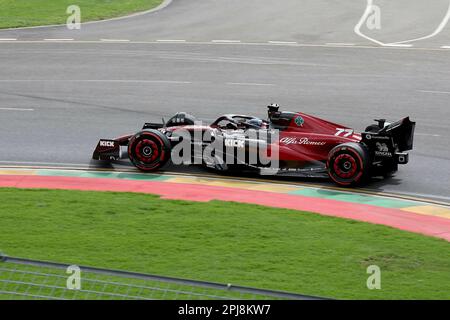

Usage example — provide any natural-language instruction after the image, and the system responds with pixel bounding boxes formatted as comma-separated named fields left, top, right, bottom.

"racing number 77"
left=335, top=128, right=354, bottom=137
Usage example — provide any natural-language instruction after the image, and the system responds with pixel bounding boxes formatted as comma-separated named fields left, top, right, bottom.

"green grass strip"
left=0, top=0, right=164, bottom=29
left=0, top=188, right=448, bottom=299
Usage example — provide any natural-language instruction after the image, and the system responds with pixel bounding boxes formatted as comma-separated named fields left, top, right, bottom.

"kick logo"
left=99, top=141, right=115, bottom=147
left=224, top=138, right=245, bottom=148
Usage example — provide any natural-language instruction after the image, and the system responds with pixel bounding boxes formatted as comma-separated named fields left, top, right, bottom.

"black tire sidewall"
left=128, top=130, right=171, bottom=171
left=327, top=143, right=369, bottom=186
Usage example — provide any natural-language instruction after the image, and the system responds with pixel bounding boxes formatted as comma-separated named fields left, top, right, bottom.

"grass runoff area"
left=0, top=188, right=449, bottom=299
left=0, top=0, right=164, bottom=29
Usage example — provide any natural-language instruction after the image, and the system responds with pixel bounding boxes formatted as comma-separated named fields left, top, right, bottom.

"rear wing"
left=379, top=117, right=415, bottom=152
left=361, top=117, right=415, bottom=165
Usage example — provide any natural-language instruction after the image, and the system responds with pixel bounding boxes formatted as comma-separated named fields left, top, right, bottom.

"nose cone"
left=356, top=0, right=450, bottom=45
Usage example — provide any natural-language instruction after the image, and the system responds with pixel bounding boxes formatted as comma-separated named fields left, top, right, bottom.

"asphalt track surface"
left=0, top=0, right=449, bottom=202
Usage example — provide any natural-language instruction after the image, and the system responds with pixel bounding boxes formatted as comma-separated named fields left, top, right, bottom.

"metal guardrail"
left=0, top=255, right=326, bottom=300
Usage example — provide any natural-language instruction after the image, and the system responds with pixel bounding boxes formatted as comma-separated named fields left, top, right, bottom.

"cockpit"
left=267, top=103, right=299, bottom=130
left=211, top=115, right=269, bottom=130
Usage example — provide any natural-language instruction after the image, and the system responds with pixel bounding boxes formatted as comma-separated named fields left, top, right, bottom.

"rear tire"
left=380, top=160, right=398, bottom=178
left=128, top=130, right=171, bottom=172
left=327, top=143, right=370, bottom=186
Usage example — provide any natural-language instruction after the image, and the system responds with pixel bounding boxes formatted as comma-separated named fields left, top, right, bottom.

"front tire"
left=128, top=130, right=171, bottom=172
left=327, top=143, right=370, bottom=186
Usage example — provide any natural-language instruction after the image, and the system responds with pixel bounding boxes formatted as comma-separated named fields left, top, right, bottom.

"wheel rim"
left=333, top=154, right=358, bottom=179
left=135, top=139, right=159, bottom=163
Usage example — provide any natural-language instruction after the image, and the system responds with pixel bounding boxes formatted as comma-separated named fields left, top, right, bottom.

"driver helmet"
left=267, top=103, right=281, bottom=120
left=246, top=118, right=264, bottom=129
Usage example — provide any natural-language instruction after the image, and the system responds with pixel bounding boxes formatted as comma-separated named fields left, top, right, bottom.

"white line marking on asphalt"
left=2, top=40, right=449, bottom=51
left=156, top=39, right=186, bottom=42
left=0, top=38, right=17, bottom=41
left=44, top=38, right=74, bottom=41
left=227, top=82, right=275, bottom=87
left=0, top=79, right=191, bottom=84
left=418, top=90, right=450, bottom=94
left=100, top=39, right=130, bottom=42
left=441, top=46, right=450, bottom=49
left=382, top=43, right=413, bottom=48
left=355, top=0, right=450, bottom=46
left=326, top=43, right=355, bottom=46
left=391, top=1, right=450, bottom=45
left=212, top=40, right=241, bottom=43
left=268, top=41, right=298, bottom=45
left=416, top=133, right=441, bottom=137
left=0, top=107, right=34, bottom=111
left=354, top=0, right=385, bottom=46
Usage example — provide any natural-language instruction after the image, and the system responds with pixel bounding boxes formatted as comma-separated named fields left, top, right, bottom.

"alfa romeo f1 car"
left=93, top=104, right=415, bottom=186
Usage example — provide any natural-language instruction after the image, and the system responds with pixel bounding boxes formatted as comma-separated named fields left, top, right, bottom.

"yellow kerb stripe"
left=402, top=206, right=450, bottom=220
left=167, top=177, right=298, bottom=193
left=0, top=169, right=38, bottom=176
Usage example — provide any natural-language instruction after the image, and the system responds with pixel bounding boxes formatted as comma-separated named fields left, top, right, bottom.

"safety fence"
left=0, top=255, right=323, bottom=300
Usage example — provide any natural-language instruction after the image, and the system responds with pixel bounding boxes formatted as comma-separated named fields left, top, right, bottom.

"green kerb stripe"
left=289, top=189, right=418, bottom=209
left=36, top=169, right=419, bottom=209
left=37, top=170, right=171, bottom=182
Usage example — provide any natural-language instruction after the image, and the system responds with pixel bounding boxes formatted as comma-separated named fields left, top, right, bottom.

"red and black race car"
left=93, top=104, right=415, bottom=186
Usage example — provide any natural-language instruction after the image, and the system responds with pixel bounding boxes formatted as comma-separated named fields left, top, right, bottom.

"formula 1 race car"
left=93, top=104, right=415, bottom=186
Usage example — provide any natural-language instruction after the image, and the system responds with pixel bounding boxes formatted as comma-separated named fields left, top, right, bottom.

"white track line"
left=418, top=90, right=450, bottom=94
left=391, top=0, right=450, bottom=45
left=355, top=0, right=450, bottom=47
left=227, top=82, right=275, bottom=86
left=100, top=39, right=130, bottom=42
left=268, top=41, right=297, bottom=45
left=44, top=38, right=73, bottom=41
left=0, top=79, right=191, bottom=84
left=156, top=39, right=186, bottom=42
left=0, top=107, right=34, bottom=111
left=326, top=43, right=355, bottom=46
left=382, top=44, right=413, bottom=48
left=415, top=133, right=441, bottom=137
left=0, top=38, right=17, bottom=41
left=354, top=0, right=384, bottom=46
left=2, top=39, right=449, bottom=51
left=212, top=40, right=241, bottom=43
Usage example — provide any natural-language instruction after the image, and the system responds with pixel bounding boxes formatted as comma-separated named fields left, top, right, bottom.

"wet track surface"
left=0, top=0, right=449, bottom=202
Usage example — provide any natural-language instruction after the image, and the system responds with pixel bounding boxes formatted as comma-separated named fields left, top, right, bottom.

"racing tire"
left=327, top=143, right=370, bottom=186
left=381, top=160, right=398, bottom=178
left=128, top=130, right=171, bottom=172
